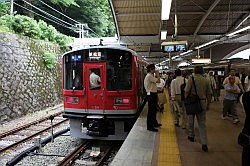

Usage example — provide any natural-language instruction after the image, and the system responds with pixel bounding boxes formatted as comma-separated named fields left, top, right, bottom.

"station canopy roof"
left=109, top=0, right=250, bottom=69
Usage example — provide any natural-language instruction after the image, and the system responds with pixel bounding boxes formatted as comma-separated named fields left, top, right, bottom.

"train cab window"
left=64, top=52, right=83, bottom=90
left=106, top=50, right=132, bottom=91
left=89, top=68, right=101, bottom=90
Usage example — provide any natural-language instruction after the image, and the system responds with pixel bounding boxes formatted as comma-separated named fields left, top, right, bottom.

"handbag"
left=238, top=132, right=250, bottom=148
left=184, top=76, right=203, bottom=115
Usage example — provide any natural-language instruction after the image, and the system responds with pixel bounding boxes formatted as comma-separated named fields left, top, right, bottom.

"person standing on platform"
left=222, top=75, right=241, bottom=124
left=244, top=71, right=250, bottom=92
left=156, top=76, right=166, bottom=112
left=207, top=71, right=217, bottom=101
left=144, top=64, right=161, bottom=132
left=170, top=69, right=188, bottom=129
left=214, top=72, right=220, bottom=101
left=184, top=65, right=212, bottom=152
left=223, top=69, right=245, bottom=100
left=240, top=91, right=250, bottom=166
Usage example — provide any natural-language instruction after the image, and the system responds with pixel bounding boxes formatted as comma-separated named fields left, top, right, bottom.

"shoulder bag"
left=184, top=76, right=203, bottom=115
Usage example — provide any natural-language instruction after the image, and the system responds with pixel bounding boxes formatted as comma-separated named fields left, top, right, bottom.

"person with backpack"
left=170, top=69, right=188, bottom=129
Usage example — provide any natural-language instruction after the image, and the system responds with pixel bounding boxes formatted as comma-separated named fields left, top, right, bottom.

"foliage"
left=10, top=15, right=40, bottom=39
left=0, top=0, right=115, bottom=39
left=0, top=2, right=10, bottom=17
left=43, top=52, right=56, bottom=69
left=13, top=0, right=116, bottom=37
left=0, top=14, right=73, bottom=46
left=50, top=0, right=79, bottom=7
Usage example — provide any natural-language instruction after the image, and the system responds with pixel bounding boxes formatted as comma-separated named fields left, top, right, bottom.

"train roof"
left=62, top=45, right=143, bottom=59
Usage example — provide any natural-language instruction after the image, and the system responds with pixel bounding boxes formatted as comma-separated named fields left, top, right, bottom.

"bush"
left=0, top=14, right=73, bottom=47
left=0, top=2, right=10, bottom=17
left=43, top=52, right=56, bottom=69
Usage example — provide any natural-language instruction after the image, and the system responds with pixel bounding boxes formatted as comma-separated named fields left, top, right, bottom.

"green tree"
left=14, top=0, right=115, bottom=37
left=0, top=2, right=10, bottom=17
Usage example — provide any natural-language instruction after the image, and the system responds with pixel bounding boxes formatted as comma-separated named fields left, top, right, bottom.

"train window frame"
left=106, top=49, right=133, bottom=91
left=64, top=51, right=84, bottom=90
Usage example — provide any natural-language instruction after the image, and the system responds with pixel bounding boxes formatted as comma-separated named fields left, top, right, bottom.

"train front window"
left=106, top=50, right=132, bottom=91
left=64, top=52, right=83, bottom=90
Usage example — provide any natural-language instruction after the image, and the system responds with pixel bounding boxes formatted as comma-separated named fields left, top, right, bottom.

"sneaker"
left=202, top=144, right=208, bottom=152
left=147, top=128, right=158, bottom=132
left=175, top=123, right=180, bottom=127
left=221, top=115, right=226, bottom=120
left=227, top=114, right=232, bottom=117
left=154, top=123, right=162, bottom=127
left=233, top=119, right=240, bottom=124
left=188, top=136, right=195, bottom=142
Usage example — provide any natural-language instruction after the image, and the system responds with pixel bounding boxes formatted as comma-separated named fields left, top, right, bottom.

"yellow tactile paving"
left=158, top=89, right=181, bottom=166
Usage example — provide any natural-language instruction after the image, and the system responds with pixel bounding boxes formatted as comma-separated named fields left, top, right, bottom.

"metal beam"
left=193, top=0, right=221, bottom=37
left=108, top=0, right=120, bottom=40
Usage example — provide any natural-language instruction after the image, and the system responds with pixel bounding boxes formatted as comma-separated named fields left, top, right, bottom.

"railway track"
left=58, top=141, right=118, bottom=166
left=0, top=111, right=69, bottom=155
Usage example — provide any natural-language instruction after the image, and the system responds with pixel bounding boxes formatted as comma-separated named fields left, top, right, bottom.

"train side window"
left=89, top=68, right=101, bottom=90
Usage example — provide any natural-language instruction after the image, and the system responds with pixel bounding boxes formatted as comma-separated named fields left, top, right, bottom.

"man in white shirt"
left=90, top=69, right=101, bottom=89
left=144, top=64, right=161, bottom=132
left=170, top=69, right=188, bottom=129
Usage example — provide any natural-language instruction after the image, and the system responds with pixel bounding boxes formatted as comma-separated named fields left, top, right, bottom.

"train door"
left=84, top=63, right=106, bottom=112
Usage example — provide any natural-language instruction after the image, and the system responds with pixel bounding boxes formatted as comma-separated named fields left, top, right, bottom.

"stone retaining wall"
left=0, top=32, right=64, bottom=123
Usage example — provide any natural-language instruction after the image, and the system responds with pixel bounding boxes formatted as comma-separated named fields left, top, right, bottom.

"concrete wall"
left=0, top=32, right=64, bottom=123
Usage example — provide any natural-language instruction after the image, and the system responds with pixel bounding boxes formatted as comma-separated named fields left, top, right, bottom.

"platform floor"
left=111, top=89, right=244, bottom=166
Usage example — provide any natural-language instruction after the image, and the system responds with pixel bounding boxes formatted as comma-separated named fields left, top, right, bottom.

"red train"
left=62, top=45, right=148, bottom=140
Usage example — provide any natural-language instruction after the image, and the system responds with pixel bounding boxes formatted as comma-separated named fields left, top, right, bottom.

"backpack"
left=180, top=78, right=186, bottom=101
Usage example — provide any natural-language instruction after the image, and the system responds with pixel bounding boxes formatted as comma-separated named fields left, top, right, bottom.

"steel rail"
left=58, top=141, right=92, bottom=166
left=0, top=111, right=63, bottom=139
left=0, top=119, right=68, bottom=154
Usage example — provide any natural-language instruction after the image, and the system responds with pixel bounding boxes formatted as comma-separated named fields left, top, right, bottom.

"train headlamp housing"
left=66, top=96, right=79, bottom=104
left=114, top=98, right=130, bottom=104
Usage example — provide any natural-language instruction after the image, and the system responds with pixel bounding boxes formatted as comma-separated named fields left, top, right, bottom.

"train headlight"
left=66, top=96, right=79, bottom=104
left=114, top=98, right=130, bottom=104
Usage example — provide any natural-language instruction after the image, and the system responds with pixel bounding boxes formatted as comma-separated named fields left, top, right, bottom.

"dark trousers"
left=147, top=93, right=158, bottom=129
left=242, top=147, right=250, bottom=166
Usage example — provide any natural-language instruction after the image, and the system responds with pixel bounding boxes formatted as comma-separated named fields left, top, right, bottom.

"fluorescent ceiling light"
left=180, top=50, right=193, bottom=56
left=161, top=31, right=167, bottom=40
left=226, top=25, right=250, bottom=37
left=195, top=39, right=219, bottom=49
left=171, top=55, right=179, bottom=59
left=161, top=0, right=172, bottom=20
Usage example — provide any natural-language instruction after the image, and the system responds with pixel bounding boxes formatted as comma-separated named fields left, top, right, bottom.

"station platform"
left=111, top=89, right=244, bottom=166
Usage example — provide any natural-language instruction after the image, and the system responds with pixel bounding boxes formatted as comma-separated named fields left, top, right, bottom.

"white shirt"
left=90, top=72, right=101, bottom=88
left=170, top=76, right=188, bottom=98
left=244, top=76, right=250, bottom=91
left=144, top=73, right=158, bottom=94
left=156, top=78, right=165, bottom=89
left=207, top=75, right=217, bottom=89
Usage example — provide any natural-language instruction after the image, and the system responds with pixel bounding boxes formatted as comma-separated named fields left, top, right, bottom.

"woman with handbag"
left=239, top=91, right=250, bottom=166
left=184, top=66, right=212, bottom=152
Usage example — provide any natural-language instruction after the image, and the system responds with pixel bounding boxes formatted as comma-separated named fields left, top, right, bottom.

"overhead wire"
left=19, top=0, right=99, bottom=36
left=21, top=0, right=75, bottom=27
left=13, top=2, right=75, bottom=31
left=37, top=0, right=80, bottom=24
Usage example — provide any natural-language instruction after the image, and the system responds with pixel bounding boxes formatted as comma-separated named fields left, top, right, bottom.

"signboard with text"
left=192, top=58, right=211, bottom=64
